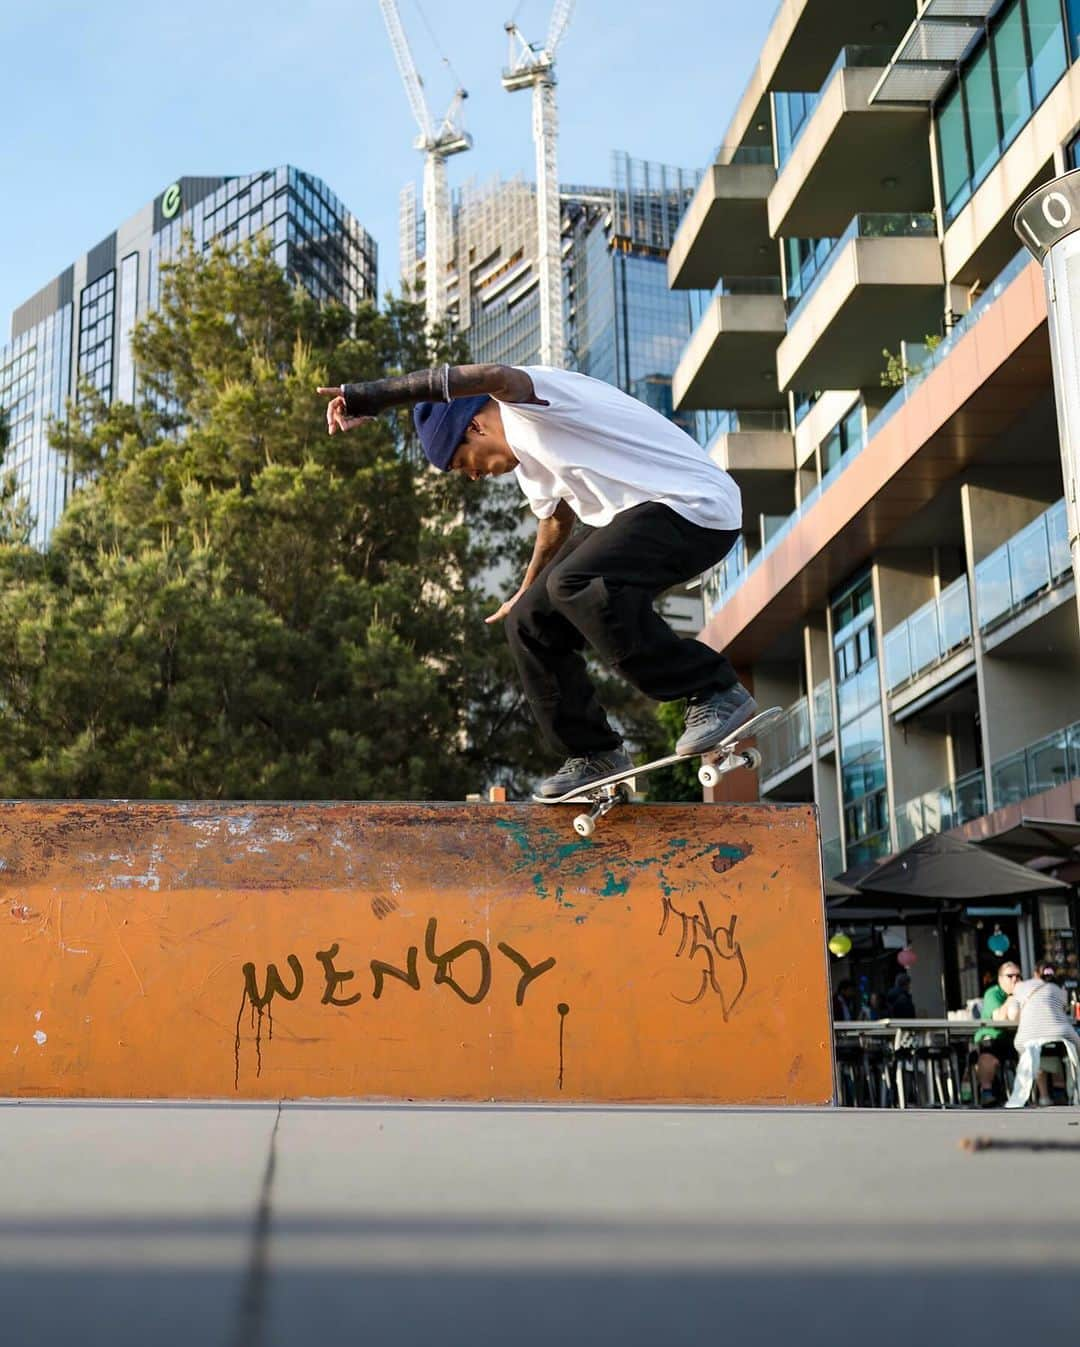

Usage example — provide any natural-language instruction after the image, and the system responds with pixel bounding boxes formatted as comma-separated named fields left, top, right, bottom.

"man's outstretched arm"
left=486, top=500, right=575, bottom=624
left=316, top=363, right=545, bottom=433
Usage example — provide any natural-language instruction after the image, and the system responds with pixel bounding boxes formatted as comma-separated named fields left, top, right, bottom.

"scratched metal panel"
left=0, top=802, right=833, bottom=1104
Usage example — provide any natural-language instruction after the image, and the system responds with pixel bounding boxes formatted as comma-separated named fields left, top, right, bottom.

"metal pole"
left=1014, top=173, right=1080, bottom=631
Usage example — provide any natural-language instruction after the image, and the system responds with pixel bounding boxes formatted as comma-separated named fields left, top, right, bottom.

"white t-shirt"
left=1012, top=978, right=1080, bottom=1049
left=493, top=366, right=741, bottom=531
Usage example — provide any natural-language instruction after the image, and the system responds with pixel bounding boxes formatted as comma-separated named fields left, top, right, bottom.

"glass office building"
left=401, top=153, right=703, bottom=429
left=0, top=166, right=377, bottom=546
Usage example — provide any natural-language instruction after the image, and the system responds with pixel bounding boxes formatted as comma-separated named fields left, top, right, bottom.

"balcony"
left=706, top=410, right=794, bottom=520
left=673, top=279, right=786, bottom=411
left=894, top=768, right=988, bottom=849
left=768, top=47, right=932, bottom=240
left=883, top=576, right=973, bottom=697
left=776, top=213, right=942, bottom=393
left=764, top=0, right=916, bottom=91
left=991, top=720, right=1080, bottom=811
left=974, top=499, right=1071, bottom=636
left=758, top=696, right=812, bottom=788
left=668, top=149, right=778, bottom=290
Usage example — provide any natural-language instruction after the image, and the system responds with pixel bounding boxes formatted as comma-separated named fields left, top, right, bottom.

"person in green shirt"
left=974, top=961, right=1021, bottom=1105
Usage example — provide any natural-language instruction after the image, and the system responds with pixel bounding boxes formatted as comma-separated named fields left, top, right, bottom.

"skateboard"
left=533, top=705, right=783, bottom=836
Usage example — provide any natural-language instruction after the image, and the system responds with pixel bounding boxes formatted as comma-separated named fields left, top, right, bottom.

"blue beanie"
left=412, top=395, right=491, bottom=471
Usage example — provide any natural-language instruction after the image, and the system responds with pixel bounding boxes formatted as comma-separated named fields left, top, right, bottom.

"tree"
left=0, top=239, right=556, bottom=800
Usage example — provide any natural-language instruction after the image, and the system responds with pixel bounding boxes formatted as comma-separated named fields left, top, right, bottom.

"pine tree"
left=0, top=239, right=554, bottom=800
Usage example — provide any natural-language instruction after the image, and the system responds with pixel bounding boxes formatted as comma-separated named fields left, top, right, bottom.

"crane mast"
left=502, top=0, right=575, bottom=368
left=380, top=0, right=471, bottom=332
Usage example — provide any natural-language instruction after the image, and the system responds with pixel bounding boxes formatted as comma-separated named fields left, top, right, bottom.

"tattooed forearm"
left=341, top=363, right=539, bottom=416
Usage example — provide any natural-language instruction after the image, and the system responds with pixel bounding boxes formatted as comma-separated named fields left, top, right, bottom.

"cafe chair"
left=1005, top=1038, right=1080, bottom=1108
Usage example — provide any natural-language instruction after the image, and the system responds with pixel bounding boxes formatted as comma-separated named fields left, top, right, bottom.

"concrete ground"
left=2, top=1102, right=1079, bottom=1347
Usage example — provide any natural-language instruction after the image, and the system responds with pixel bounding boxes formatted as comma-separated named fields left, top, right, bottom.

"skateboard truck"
left=573, top=784, right=632, bottom=837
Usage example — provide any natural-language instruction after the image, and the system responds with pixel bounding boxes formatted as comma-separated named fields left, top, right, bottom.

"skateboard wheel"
left=698, top=763, right=721, bottom=788
left=742, top=747, right=762, bottom=771
left=573, top=814, right=595, bottom=838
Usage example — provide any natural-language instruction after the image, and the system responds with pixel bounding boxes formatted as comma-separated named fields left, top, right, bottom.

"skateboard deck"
left=534, top=705, right=782, bottom=835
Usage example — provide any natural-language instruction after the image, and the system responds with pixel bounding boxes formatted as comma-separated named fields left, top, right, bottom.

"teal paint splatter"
left=496, top=815, right=752, bottom=906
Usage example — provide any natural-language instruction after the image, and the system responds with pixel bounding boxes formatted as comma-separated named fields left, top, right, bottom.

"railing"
left=712, top=143, right=774, bottom=167
left=813, top=679, right=834, bottom=742
left=688, top=275, right=783, bottom=328
left=786, top=212, right=937, bottom=322
left=701, top=535, right=748, bottom=620
left=704, top=409, right=790, bottom=445
left=894, top=768, right=988, bottom=849
left=709, top=248, right=1034, bottom=609
left=821, top=835, right=844, bottom=879
left=882, top=576, right=972, bottom=692
left=991, top=720, right=1080, bottom=810
left=974, top=498, right=1071, bottom=631
left=718, top=276, right=783, bottom=296
left=758, top=697, right=812, bottom=783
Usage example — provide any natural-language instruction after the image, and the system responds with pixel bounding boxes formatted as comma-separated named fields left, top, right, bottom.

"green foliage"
left=635, top=697, right=702, bottom=803
left=880, top=333, right=943, bottom=389
left=0, top=238, right=553, bottom=800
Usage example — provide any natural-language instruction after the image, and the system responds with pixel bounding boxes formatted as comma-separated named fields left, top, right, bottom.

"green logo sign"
left=162, top=183, right=182, bottom=220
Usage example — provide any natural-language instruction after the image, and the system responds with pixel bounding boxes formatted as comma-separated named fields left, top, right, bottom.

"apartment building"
left=670, top=0, right=1080, bottom=1005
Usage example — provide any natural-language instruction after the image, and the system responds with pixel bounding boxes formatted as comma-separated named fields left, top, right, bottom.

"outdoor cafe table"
left=832, top=1020, right=1018, bottom=1107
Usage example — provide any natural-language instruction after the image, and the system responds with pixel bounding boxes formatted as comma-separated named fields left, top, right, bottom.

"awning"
left=856, top=831, right=1069, bottom=900
left=975, top=818, right=1080, bottom=864
left=869, top=0, right=993, bottom=106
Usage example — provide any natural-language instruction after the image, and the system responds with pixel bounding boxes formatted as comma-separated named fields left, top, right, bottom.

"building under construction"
left=399, top=153, right=703, bottom=434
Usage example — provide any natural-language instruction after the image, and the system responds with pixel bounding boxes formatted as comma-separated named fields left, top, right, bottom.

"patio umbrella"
left=854, top=833, right=1068, bottom=1010
left=856, top=831, right=1070, bottom=901
left=974, top=817, right=1080, bottom=865
left=824, top=874, right=859, bottom=899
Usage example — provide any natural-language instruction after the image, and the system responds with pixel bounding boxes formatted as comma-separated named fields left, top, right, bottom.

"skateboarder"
left=317, top=363, right=756, bottom=797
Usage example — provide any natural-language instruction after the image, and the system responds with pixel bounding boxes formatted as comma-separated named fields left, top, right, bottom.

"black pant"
left=505, top=502, right=740, bottom=756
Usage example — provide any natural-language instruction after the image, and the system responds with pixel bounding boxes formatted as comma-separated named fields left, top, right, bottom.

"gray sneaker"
left=676, top=683, right=758, bottom=756
left=536, top=747, right=634, bottom=799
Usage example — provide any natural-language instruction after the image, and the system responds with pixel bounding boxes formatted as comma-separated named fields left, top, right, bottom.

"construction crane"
left=501, top=0, right=575, bottom=368
left=379, top=0, right=471, bottom=331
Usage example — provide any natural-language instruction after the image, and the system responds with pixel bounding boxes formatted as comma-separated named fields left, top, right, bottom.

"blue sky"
left=0, top=0, right=774, bottom=331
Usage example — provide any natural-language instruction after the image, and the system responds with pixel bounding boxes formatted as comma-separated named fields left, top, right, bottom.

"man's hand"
left=317, top=387, right=374, bottom=435
left=486, top=588, right=526, bottom=624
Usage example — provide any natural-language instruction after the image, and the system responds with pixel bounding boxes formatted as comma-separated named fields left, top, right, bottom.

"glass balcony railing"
left=759, top=697, right=812, bottom=782
left=894, top=768, right=988, bottom=849
left=701, top=535, right=748, bottom=620
left=688, top=275, right=783, bottom=329
left=786, top=212, right=937, bottom=323
left=882, top=576, right=973, bottom=692
left=704, top=409, right=790, bottom=447
left=712, top=143, right=775, bottom=167
left=704, top=248, right=1034, bottom=610
left=821, top=835, right=844, bottom=879
left=974, top=499, right=1071, bottom=631
left=813, top=679, right=834, bottom=742
left=991, top=720, right=1080, bottom=810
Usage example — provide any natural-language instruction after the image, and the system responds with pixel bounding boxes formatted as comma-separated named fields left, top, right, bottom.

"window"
left=935, top=0, right=1069, bottom=222
left=994, top=3, right=1032, bottom=147
left=938, top=83, right=970, bottom=216
left=1028, top=0, right=1067, bottom=101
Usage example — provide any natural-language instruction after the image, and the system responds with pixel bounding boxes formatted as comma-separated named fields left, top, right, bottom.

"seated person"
left=1006, top=962, right=1080, bottom=1106
left=832, top=979, right=859, bottom=1022
left=973, top=960, right=1020, bottom=1106
left=884, top=973, right=916, bottom=1018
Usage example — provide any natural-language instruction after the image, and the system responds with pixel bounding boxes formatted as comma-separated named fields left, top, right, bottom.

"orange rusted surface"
left=0, top=802, right=833, bottom=1104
